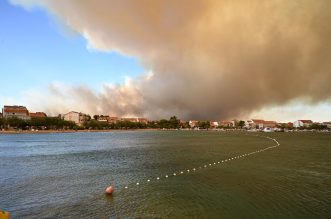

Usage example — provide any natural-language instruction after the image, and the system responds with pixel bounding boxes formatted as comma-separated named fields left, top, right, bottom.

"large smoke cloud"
left=11, top=0, right=331, bottom=119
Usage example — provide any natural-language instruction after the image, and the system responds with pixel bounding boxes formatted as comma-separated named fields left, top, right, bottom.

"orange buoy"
left=0, top=210, right=10, bottom=219
left=105, top=186, right=114, bottom=195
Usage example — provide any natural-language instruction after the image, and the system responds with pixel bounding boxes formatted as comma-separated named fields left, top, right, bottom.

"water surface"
left=0, top=131, right=330, bottom=218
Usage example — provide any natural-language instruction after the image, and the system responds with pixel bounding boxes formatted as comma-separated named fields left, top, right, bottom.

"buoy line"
left=120, top=134, right=280, bottom=191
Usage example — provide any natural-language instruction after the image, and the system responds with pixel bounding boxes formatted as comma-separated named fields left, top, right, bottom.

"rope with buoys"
left=105, top=133, right=280, bottom=195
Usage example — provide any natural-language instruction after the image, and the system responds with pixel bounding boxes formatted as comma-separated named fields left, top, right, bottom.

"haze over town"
left=1, top=0, right=331, bottom=122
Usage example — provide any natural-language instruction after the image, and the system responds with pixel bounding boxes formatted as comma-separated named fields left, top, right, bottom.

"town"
left=0, top=105, right=330, bottom=132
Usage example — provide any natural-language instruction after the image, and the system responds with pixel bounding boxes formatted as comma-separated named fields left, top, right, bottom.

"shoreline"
left=0, top=129, right=160, bottom=135
left=1, top=129, right=328, bottom=135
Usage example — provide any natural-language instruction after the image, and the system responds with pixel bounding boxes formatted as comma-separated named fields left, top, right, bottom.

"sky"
left=0, top=0, right=144, bottom=100
left=1, top=0, right=331, bottom=122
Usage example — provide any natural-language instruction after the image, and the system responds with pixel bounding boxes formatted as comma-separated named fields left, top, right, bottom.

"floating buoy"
left=105, top=186, right=114, bottom=195
left=0, top=210, right=10, bottom=219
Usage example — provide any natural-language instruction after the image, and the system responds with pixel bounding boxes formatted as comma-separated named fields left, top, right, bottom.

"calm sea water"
left=0, top=131, right=330, bottom=218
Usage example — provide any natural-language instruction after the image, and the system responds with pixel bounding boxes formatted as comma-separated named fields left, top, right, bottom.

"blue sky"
left=0, top=0, right=144, bottom=102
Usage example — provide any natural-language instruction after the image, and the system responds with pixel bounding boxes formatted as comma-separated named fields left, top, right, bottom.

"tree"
left=157, top=116, right=181, bottom=129
left=0, top=117, right=4, bottom=129
left=309, top=123, right=327, bottom=130
left=181, top=121, right=190, bottom=129
left=169, top=116, right=180, bottom=129
left=5, top=117, right=28, bottom=129
left=197, top=121, right=210, bottom=129
left=85, top=114, right=91, bottom=121
left=85, top=119, right=109, bottom=130
left=29, top=117, right=77, bottom=130
left=238, top=120, right=245, bottom=128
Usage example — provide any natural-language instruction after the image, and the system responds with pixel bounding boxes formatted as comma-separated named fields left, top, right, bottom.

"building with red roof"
left=29, top=112, right=47, bottom=118
left=2, top=105, right=30, bottom=120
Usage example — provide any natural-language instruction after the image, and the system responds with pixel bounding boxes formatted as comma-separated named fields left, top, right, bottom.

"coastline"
left=0, top=129, right=159, bottom=135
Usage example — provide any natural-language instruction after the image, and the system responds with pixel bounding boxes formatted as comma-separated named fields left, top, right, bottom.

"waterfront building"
left=138, top=118, right=149, bottom=124
left=29, top=112, right=47, bottom=118
left=121, top=117, right=140, bottom=123
left=63, top=111, right=89, bottom=125
left=189, top=120, right=199, bottom=128
left=293, top=120, right=313, bottom=128
left=2, top=105, right=30, bottom=120
left=210, top=121, right=219, bottom=128
left=107, top=116, right=120, bottom=123
left=246, top=119, right=277, bottom=129
left=246, top=119, right=264, bottom=129
left=97, top=115, right=109, bottom=122
left=323, top=122, right=331, bottom=129
left=263, top=120, right=277, bottom=128
left=220, top=121, right=234, bottom=127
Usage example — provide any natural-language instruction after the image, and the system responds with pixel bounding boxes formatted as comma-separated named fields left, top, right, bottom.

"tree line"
left=0, top=115, right=227, bottom=131
left=0, top=116, right=183, bottom=130
left=2, top=115, right=326, bottom=131
left=0, top=117, right=77, bottom=130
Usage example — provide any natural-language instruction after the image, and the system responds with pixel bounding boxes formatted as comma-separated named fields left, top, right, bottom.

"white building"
left=293, top=120, right=313, bottom=128
left=97, top=115, right=109, bottom=122
left=189, top=120, right=199, bottom=128
left=63, top=111, right=89, bottom=126
left=263, top=127, right=274, bottom=132
left=220, top=121, right=235, bottom=127
left=245, top=119, right=277, bottom=129
left=245, top=119, right=264, bottom=129
left=323, top=122, right=331, bottom=129
left=210, top=121, right=219, bottom=128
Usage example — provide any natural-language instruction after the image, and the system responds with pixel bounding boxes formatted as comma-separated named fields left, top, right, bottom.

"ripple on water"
left=0, top=131, right=330, bottom=218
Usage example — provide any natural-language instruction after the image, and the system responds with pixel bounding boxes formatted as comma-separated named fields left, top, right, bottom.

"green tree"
left=197, top=121, right=210, bottom=129
left=0, top=117, right=4, bottom=129
left=309, top=123, right=327, bottom=130
left=238, top=120, right=245, bottom=128
left=169, top=116, right=180, bottom=129
left=156, top=116, right=181, bottom=129
left=6, top=117, right=28, bottom=129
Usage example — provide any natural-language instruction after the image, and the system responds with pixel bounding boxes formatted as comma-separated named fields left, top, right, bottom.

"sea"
left=0, top=131, right=330, bottom=218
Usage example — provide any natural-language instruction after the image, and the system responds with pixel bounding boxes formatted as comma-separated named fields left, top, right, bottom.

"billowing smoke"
left=11, top=0, right=331, bottom=119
